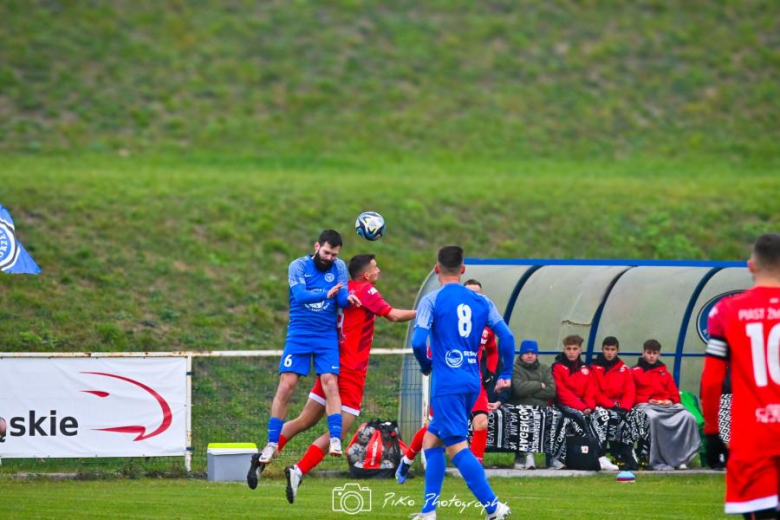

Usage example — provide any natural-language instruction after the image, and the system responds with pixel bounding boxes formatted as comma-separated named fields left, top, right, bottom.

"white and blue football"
left=355, top=211, right=386, bottom=241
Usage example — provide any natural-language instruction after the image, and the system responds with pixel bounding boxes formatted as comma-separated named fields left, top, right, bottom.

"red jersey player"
left=281, top=254, right=415, bottom=503
left=702, top=233, right=780, bottom=518
left=395, top=279, right=498, bottom=483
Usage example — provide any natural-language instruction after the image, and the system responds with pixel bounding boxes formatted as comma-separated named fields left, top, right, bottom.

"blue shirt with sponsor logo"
left=412, top=283, right=507, bottom=397
left=286, top=255, right=349, bottom=349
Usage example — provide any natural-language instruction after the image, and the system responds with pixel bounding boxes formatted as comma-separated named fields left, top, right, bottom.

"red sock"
left=471, top=428, right=487, bottom=463
left=405, top=425, right=427, bottom=460
left=296, top=444, right=326, bottom=475
left=278, top=434, right=288, bottom=453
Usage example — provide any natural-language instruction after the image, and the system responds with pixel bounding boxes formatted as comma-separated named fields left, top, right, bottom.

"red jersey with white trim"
left=702, top=286, right=780, bottom=455
left=338, top=280, right=392, bottom=373
left=480, top=327, right=497, bottom=372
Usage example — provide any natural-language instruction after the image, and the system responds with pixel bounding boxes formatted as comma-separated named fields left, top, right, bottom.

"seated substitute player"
left=410, top=246, right=515, bottom=520
left=396, top=279, right=497, bottom=483
left=591, top=336, right=639, bottom=471
left=702, top=233, right=780, bottom=518
left=509, top=338, right=556, bottom=470
left=631, top=339, right=699, bottom=470
left=247, top=230, right=360, bottom=489
left=552, top=334, right=619, bottom=471
left=281, top=254, right=416, bottom=502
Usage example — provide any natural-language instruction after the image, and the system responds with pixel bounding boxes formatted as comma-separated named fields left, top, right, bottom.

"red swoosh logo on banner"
left=82, top=390, right=110, bottom=398
left=81, top=372, right=173, bottom=441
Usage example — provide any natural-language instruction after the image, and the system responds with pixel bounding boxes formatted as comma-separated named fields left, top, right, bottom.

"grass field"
left=0, top=473, right=727, bottom=519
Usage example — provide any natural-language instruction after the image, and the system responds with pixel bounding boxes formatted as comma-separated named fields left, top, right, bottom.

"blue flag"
left=0, top=204, right=41, bottom=275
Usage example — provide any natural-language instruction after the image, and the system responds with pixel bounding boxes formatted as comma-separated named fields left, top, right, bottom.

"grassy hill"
left=1, top=0, right=778, bottom=161
left=1, top=155, right=777, bottom=353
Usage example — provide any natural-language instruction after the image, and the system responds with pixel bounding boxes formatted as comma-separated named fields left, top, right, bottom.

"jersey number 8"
left=457, top=304, right=472, bottom=338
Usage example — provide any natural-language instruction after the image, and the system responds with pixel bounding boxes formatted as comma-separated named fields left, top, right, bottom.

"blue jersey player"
left=411, top=246, right=515, bottom=520
left=248, top=230, right=360, bottom=489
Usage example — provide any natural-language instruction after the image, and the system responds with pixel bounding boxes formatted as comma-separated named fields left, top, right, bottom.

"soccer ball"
left=355, top=211, right=385, bottom=241
left=357, top=424, right=376, bottom=444
left=347, top=443, right=366, bottom=465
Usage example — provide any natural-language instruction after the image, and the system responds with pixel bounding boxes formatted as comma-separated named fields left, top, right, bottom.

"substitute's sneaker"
left=548, top=458, right=566, bottom=470
left=285, top=465, right=303, bottom=504
left=524, top=453, right=536, bottom=470
left=396, top=456, right=412, bottom=484
left=486, top=502, right=511, bottom=520
left=258, top=442, right=278, bottom=464
left=247, top=452, right=266, bottom=490
left=329, top=437, right=343, bottom=457
left=599, top=456, right=619, bottom=471
left=409, top=511, right=437, bottom=520
left=676, top=463, right=688, bottom=470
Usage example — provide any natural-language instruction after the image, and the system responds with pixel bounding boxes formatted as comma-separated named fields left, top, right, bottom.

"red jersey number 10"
left=746, top=322, right=780, bottom=387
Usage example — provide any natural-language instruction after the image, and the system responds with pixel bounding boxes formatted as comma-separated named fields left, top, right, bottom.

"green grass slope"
left=1, top=0, right=778, bottom=161
left=1, top=155, right=777, bottom=353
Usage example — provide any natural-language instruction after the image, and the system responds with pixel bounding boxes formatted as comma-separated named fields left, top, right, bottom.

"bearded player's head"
left=313, top=229, right=343, bottom=272
left=749, top=233, right=780, bottom=284
left=435, top=245, right=465, bottom=280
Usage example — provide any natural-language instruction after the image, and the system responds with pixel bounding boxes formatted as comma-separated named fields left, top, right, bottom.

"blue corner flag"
left=0, top=204, right=41, bottom=275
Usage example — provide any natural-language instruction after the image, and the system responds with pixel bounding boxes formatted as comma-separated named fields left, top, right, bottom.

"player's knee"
left=278, top=375, right=298, bottom=396
left=320, top=374, right=339, bottom=394
left=472, top=414, right=488, bottom=431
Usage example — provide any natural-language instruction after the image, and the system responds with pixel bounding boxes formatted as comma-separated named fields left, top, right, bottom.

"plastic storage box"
left=207, top=443, right=257, bottom=482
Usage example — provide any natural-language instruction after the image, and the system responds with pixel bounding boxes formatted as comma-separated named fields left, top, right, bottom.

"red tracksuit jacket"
left=552, top=354, right=596, bottom=411
left=591, top=356, right=636, bottom=409
left=631, top=359, right=681, bottom=404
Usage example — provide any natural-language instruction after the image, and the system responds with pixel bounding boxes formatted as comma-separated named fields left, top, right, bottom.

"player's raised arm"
left=289, top=259, right=329, bottom=304
left=384, top=308, right=416, bottom=322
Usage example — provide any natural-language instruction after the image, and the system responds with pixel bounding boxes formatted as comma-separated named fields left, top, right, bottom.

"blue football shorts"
left=279, top=340, right=340, bottom=377
left=427, top=391, right=479, bottom=447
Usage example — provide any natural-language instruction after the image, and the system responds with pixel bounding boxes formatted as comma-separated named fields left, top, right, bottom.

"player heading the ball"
left=247, top=229, right=361, bottom=490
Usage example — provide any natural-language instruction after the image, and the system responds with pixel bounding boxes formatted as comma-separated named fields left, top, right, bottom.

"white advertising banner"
left=0, top=357, right=187, bottom=458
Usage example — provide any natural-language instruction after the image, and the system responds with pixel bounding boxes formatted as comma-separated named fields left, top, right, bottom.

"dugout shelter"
left=398, top=258, right=749, bottom=443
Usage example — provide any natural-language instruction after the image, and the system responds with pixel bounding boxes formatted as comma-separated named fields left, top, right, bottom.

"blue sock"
left=267, top=417, right=284, bottom=444
left=452, top=448, right=498, bottom=514
left=421, top=447, right=446, bottom=513
left=327, top=413, right=342, bottom=440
